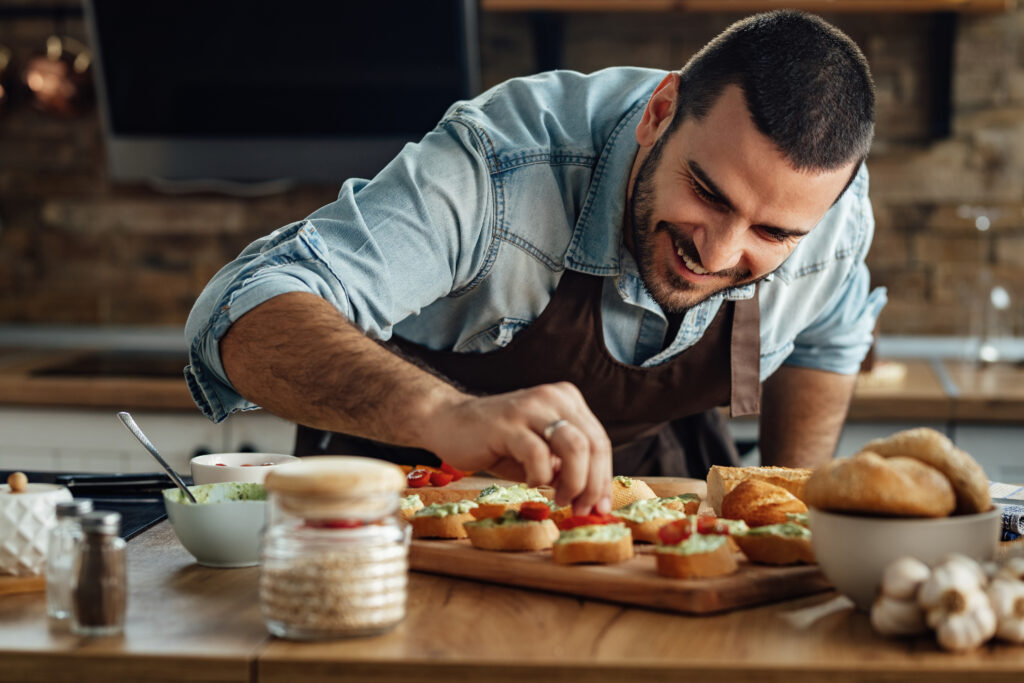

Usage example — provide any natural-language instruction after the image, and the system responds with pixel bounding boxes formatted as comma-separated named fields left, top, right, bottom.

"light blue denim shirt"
left=185, top=67, right=887, bottom=423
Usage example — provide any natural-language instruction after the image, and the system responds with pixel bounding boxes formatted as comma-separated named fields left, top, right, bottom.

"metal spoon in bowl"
left=116, top=411, right=197, bottom=504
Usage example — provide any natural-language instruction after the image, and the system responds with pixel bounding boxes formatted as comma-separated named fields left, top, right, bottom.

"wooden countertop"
left=2, top=521, right=1023, bottom=682
left=2, top=349, right=1024, bottom=423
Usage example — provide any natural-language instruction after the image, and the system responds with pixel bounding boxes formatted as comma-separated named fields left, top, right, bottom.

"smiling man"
left=185, top=11, right=885, bottom=515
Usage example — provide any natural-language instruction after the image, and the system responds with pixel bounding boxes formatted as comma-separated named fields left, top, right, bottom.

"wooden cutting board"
left=406, top=476, right=831, bottom=614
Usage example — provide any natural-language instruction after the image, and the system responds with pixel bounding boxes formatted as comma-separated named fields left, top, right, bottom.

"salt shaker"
left=260, top=456, right=410, bottom=639
left=46, top=499, right=94, bottom=621
left=71, top=511, right=127, bottom=637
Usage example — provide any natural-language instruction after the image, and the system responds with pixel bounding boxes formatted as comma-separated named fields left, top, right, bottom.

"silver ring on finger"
left=542, top=418, right=570, bottom=441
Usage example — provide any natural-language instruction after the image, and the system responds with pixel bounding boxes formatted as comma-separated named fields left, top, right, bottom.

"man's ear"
left=636, top=72, right=679, bottom=148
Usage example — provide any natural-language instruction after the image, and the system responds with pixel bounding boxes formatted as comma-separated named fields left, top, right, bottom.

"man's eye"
left=760, top=228, right=791, bottom=244
left=687, top=176, right=721, bottom=205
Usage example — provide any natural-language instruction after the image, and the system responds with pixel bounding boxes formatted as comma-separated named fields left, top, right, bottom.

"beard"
left=627, top=135, right=755, bottom=315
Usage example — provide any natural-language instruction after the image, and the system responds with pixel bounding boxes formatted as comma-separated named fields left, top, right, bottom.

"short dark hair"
left=671, top=10, right=875, bottom=172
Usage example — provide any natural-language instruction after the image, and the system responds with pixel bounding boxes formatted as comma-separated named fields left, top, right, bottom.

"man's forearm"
left=219, top=291, right=466, bottom=448
left=757, top=365, right=856, bottom=468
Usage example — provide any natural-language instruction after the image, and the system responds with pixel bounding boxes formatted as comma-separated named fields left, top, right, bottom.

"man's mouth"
left=673, top=237, right=710, bottom=275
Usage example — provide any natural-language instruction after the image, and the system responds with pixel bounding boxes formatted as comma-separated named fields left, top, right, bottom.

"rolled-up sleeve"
left=184, top=120, right=494, bottom=422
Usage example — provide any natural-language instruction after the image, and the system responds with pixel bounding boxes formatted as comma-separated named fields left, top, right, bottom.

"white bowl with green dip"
left=163, top=482, right=268, bottom=568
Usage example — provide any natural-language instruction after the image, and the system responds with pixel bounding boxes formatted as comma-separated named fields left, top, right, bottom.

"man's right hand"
left=221, top=292, right=613, bottom=516
left=416, top=382, right=613, bottom=515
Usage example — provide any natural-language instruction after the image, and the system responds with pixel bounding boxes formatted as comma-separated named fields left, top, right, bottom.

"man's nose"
left=697, top=217, right=746, bottom=274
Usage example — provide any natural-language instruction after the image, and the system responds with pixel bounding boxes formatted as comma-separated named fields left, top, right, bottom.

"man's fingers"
left=544, top=422, right=590, bottom=507
left=505, top=428, right=555, bottom=487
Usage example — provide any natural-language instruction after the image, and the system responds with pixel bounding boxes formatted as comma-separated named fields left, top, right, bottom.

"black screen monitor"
left=84, top=0, right=481, bottom=185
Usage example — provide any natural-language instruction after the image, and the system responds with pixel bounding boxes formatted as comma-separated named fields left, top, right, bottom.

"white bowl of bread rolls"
left=805, top=428, right=1000, bottom=610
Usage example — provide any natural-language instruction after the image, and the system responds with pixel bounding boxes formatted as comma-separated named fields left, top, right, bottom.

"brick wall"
left=1, top=4, right=1023, bottom=336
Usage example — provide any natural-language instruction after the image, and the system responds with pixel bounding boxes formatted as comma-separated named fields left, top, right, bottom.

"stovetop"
left=2, top=470, right=181, bottom=540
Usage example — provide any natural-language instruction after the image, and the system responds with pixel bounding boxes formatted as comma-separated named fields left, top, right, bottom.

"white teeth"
left=676, top=243, right=709, bottom=274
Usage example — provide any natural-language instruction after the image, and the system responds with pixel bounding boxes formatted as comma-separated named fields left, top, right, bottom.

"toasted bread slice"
left=706, top=465, right=812, bottom=515
left=552, top=525, right=634, bottom=565
left=611, top=476, right=658, bottom=509
left=734, top=532, right=815, bottom=565
left=464, top=518, right=560, bottom=551
left=655, top=539, right=738, bottom=579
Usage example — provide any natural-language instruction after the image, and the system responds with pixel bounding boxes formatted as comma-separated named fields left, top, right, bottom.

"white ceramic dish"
left=190, top=452, right=300, bottom=485
left=809, top=506, right=1001, bottom=610
left=163, top=483, right=268, bottom=568
left=0, top=483, right=73, bottom=576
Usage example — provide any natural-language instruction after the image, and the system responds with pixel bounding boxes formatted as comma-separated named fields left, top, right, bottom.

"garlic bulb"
left=919, top=558, right=996, bottom=651
left=988, top=577, right=1024, bottom=643
left=871, top=594, right=928, bottom=636
left=880, top=557, right=931, bottom=600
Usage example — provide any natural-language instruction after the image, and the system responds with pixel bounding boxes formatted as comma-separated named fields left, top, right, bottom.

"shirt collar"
left=564, top=99, right=646, bottom=276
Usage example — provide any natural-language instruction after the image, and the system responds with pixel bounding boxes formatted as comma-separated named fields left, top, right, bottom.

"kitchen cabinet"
left=0, top=407, right=295, bottom=475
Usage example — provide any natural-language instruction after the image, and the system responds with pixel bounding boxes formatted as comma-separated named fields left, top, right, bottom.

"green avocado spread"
left=163, top=482, right=266, bottom=505
left=786, top=512, right=809, bottom=527
left=613, top=475, right=634, bottom=488
left=464, top=510, right=539, bottom=528
left=612, top=498, right=688, bottom=523
left=742, top=522, right=810, bottom=539
left=476, top=483, right=547, bottom=504
left=655, top=533, right=728, bottom=555
left=555, top=523, right=629, bottom=544
left=400, top=494, right=423, bottom=510
left=413, top=500, right=478, bottom=518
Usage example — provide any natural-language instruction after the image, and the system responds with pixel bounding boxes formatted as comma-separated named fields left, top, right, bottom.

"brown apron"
left=294, top=269, right=761, bottom=478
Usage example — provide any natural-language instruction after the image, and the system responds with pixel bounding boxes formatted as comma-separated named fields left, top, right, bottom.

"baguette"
left=720, top=479, right=807, bottom=527
left=464, top=516, right=560, bottom=551
left=655, top=537, right=738, bottom=579
left=733, top=525, right=815, bottom=565
left=706, top=465, right=812, bottom=515
left=552, top=525, right=634, bottom=564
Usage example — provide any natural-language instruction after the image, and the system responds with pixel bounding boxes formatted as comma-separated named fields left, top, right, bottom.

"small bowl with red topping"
left=190, top=452, right=300, bottom=485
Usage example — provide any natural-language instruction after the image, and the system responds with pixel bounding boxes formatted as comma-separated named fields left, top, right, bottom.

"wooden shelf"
left=482, top=0, right=1013, bottom=12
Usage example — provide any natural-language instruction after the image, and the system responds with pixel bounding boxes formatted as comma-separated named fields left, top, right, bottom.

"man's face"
left=626, top=83, right=857, bottom=314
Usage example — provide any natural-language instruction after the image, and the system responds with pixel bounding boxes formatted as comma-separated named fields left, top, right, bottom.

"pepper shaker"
left=46, top=499, right=93, bottom=622
left=71, top=511, right=127, bottom=637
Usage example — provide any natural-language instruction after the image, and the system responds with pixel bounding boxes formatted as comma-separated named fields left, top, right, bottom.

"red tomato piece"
left=440, top=462, right=467, bottom=481
left=518, top=501, right=551, bottom=521
left=429, top=470, right=454, bottom=487
left=407, top=469, right=432, bottom=488
left=658, top=519, right=693, bottom=545
left=557, top=513, right=616, bottom=531
left=696, top=515, right=730, bottom=535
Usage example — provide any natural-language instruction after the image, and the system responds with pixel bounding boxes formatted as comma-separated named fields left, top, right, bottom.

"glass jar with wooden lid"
left=260, top=456, right=410, bottom=639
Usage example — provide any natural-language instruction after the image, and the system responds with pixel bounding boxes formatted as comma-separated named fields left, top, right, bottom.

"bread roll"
left=721, top=479, right=807, bottom=527
left=464, top=517, right=560, bottom=551
left=706, top=466, right=812, bottom=515
left=804, top=451, right=955, bottom=518
left=862, top=428, right=990, bottom=514
left=611, top=476, right=658, bottom=509
left=655, top=539, right=738, bottom=579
